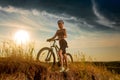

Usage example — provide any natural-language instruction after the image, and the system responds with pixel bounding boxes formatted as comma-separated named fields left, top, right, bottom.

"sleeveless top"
left=56, top=29, right=66, bottom=40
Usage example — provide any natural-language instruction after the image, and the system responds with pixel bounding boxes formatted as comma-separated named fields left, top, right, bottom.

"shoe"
left=59, top=67, right=65, bottom=72
left=65, top=68, right=69, bottom=72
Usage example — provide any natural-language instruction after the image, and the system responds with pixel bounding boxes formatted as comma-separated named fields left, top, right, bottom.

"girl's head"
left=57, top=20, right=64, bottom=29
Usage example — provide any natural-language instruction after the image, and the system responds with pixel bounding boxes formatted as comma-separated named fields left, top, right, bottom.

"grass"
left=0, top=40, right=120, bottom=80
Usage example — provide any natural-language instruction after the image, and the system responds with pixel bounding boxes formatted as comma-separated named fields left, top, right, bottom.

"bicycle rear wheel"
left=66, top=53, right=73, bottom=63
left=36, top=47, right=55, bottom=66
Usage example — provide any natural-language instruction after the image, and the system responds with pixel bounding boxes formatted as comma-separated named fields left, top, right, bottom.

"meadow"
left=0, top=40, right=120, bottom=80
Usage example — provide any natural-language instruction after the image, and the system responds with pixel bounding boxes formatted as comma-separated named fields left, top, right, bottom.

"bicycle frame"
left=49, top=40, right=60, bottom=61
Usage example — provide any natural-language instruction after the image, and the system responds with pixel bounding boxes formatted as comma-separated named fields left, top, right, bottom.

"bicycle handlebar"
left=53, top=39, right=59, bottom=41
left=47, top=39, right=59, bottom=42
left=47, top=39, right=59, bottom=46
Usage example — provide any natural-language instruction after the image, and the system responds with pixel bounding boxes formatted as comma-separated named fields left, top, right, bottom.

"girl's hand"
left=47, top=39, right=52, bottom=42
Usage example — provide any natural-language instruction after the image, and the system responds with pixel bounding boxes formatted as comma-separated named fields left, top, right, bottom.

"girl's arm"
left=64, top=29, right=67, bottom=38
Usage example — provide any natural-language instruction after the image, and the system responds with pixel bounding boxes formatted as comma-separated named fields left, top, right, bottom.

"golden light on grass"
left=13, top=30, right=30, bottom=45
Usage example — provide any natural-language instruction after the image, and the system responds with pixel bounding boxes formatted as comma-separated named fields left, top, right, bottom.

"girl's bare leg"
left=63, top=54, right=68, bottom=68
left=59, top=50, right=63, bottom=67
left=63, top=54, right=69, bottom=72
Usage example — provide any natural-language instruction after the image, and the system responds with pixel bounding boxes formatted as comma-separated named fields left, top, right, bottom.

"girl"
left=47, top=20, right=69, bottom=72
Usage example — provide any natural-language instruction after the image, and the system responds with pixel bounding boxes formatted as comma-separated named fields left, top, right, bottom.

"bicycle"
left=36, top=39, right=73, bottom=67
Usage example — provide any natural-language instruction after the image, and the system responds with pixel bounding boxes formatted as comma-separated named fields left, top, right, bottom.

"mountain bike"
left=36, top=39, right=73, bottom=66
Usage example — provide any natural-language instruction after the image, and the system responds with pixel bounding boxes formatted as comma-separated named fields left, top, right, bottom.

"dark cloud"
left=0, top=0, right=95, bottom=19
left=0, top=0, right=120, bottom=32
left=96, top=0, right=120, bottom=25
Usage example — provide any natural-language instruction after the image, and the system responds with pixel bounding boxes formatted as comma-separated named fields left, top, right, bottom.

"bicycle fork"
left=45, top=49, right=52, bottom=61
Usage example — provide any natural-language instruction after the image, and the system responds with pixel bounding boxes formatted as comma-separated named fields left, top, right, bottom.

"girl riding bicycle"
left=47, top=20, right=69, bottom=72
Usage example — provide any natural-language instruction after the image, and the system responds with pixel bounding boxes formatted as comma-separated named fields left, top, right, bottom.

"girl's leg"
left=58, top=50, right=64, bottom=72
left=59, top=50, right=63, bottom=67
left=63, top=54, right=68, bottom=69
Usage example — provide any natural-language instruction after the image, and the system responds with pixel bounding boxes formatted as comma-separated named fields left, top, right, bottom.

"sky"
left=0, top=0, right=120, bottom=61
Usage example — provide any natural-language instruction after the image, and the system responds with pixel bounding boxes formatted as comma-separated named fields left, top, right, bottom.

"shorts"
left=59, top=39, right=68, bottom=54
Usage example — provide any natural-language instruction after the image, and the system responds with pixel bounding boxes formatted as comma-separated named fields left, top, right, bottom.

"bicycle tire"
left=36, top=47, right=56, bottom=66
left=66, top=53, right=73, bottom=63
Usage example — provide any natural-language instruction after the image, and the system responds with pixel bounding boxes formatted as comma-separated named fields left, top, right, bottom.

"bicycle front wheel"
left=37, top=47, right=55, bottom=66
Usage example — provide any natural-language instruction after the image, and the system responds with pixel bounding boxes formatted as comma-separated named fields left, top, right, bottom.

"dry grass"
left=0, top=58, right=119, bottom=80
left=0, top=40, right=120, bottom=80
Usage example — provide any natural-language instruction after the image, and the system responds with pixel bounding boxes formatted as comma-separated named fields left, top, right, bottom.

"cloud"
left=0, top=6, right=30, bottom=15
left=32, top=9, right=40, bottom=16
left=0, top=5, right=81, bottom=40
left=0, top=5, right=93, bottom=30
left=0, top=5, right=107, bottom=33
left=92, top=0, right=116, bottom=29
left=0, top=5, right=78, bottom=21
left=0, top=6, right=51, bottom=31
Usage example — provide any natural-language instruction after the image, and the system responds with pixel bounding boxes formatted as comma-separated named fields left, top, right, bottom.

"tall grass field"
left=0, top=40, right=120, bottom=80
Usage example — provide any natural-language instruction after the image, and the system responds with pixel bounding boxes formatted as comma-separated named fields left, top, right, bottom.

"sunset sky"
left=0, top=0, right=120, bottom=61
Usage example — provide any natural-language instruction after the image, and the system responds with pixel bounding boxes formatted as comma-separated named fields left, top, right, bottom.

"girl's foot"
left=59, top=67, right=65, bottom=72
left=65, top=68, right=69, bottom=72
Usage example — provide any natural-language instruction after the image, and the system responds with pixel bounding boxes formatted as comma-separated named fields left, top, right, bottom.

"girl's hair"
left=57, top=20, right=64, bottom=24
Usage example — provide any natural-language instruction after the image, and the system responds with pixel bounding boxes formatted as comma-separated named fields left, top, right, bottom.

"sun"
left=14, top=30, right=30, bottom=45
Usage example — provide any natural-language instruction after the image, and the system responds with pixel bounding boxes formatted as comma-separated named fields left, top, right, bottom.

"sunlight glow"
left=14, top=30, right=30, bottom=45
